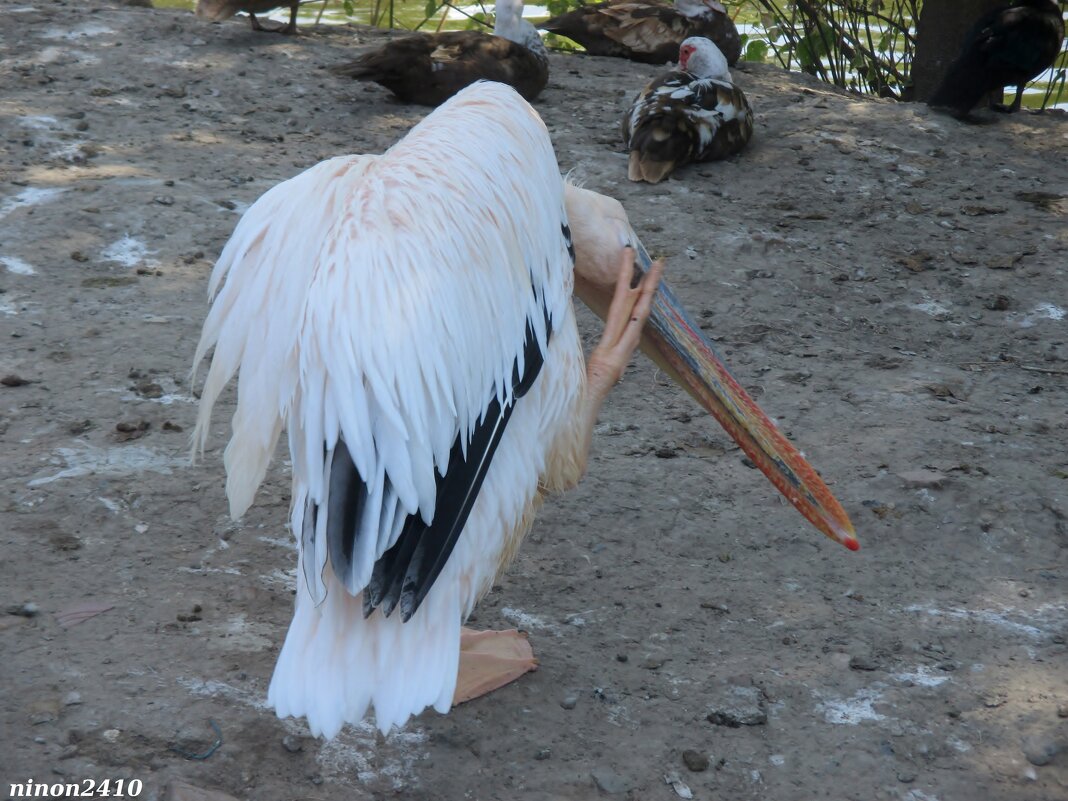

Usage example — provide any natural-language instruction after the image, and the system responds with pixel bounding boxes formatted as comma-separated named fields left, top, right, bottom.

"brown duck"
left=333, top=0, right=548, bottom=107
left=542, top=0, right=741, bottom=66
left=195, top=0, right=300, bottom=35
left=623, top=37, right=753, bottom=183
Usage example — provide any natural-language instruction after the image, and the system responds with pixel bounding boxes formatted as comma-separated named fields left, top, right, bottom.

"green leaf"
left=425, top=0, right=438, bottom=19
left=743, top=40, right=769, bottom=63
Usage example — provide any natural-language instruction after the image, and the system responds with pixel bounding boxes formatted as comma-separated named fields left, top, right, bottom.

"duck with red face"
left=624, top=36, right=753, bottom=183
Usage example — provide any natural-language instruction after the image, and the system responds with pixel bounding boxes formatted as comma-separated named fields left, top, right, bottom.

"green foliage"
left=544, top=0, right=580, bottom=16
left=543, top=32, right=583, bottom=52
left=749, top=0, right=919, bottom=99
left=742, top=37, right=769, bottom=63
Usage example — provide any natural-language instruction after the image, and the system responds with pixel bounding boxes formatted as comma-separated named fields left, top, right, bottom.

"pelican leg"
left=452, top=252, right=665, bottom=706
left=452, top=628, right=537, bottom=704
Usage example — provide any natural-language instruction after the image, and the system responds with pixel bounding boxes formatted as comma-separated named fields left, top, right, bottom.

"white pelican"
left=193, top=81, right=856, bottom=739
left=332, top=0, right=549, bottom=107
left=624, top=36, right=753, bottom=183
left=541, top=0, right=741, bottom=66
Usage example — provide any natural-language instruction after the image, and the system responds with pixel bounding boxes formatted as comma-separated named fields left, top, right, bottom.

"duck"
left=195, top=0, right=300, bottom=34
left=927, top=0, right=1064, bottom=118
left=541, top=0, right=741, bottom=66
left=193, top=81, right=857, bottom=737
left=332, top=0, right=548, bottom=106
left=623, top=36, right=753, bottom=183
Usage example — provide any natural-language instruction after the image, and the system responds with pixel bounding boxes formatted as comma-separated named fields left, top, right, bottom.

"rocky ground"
left=1, top=2, right=1066, bottom=800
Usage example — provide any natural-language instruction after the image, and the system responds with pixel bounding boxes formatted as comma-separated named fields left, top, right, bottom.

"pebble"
left=560, top=695, right=578, bottom=710
left=281, top=734, right=302, bottom=753
left=10, top=602, right=39, bottom=617
left=896, top=770, right=916, bottom=783
left=534, top=748, right=551, bottom=760
left=681, top=749, right=709, bottom=772
left=985, top=294, right=1011, bottom=311
left=849, top=654, right=880, bottom=671
left=664, top=772, right=693, bottom=799
left=63, top=692, right=82, bottom=707
left=1022, top=735, right=1061, bottom=767
left=1057, top=705, right=1068, bottom=719
left=640, top=654, right=668, bottom=670
left=898, top=469, right=947, bottom=489
left=706, top=685, right=767, bottom=727
left=590, top=768, right=633, bottom=795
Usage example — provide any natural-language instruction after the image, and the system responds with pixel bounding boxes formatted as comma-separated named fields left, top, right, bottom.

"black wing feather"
left=308, top=300, right=552, bottom=623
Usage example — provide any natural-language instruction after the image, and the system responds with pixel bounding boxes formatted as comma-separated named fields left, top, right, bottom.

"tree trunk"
left=911, top=0, right=1005, bottom=103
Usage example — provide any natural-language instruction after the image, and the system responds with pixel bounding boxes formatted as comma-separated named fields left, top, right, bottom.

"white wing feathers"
left=193, top=82, right=573, bottom=604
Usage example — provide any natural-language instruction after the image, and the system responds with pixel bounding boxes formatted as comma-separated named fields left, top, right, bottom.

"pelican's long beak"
left=631, top=239, right=858, bottom=551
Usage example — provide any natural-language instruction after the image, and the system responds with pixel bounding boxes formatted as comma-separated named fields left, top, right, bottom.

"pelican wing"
left=194, top=83, right=573, bottom=616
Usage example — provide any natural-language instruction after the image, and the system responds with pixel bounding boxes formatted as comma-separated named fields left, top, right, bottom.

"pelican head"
left=564, top=183, right=858, bottom=551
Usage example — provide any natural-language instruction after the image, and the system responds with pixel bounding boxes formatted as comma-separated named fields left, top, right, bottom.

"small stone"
left=590, top=768, right=633, bottom=795
left=154, top=195, right=174, bottom=206
left=1057, top=705, right=1068, bottom=719
left=1022, top=736, right=1062, bottom=767
left=681, top=749, right=709, bottom=772
left=849, top=654, right=879, bottom=671
left=136, top=381, right=164, bottom=399
left=534, top=748, right=551, bottom=760
left=664, top=772, right=693, bottom=799
left=28, top=697, right=60, bottom=725
left=10, top=602, right=39, bottom=617
left=899, top=469, right=947, bottom=489
left=985, top=295, right=1011, bottom=311
left=640, top=654, right=668, bottom=670
left=69, top=420, right=93, bottom=434
left=71, top=251, right=89, bottom=262
left=281, top=734, right=303, bottom=753
left=987, top=254, right=1020, bottom=270
left=102, top=729, right=120, bottom=743
left=115, top=420, right=150, bottom=441
left=1, top=374, right=31, bottom=387
left=561, top=695, right=578, bottom=710
left=706, top=685, right=767, bottom=727
left=896, top=770, right=917, bottom=783
left=615, top=653, right=628, bottom=663
left=63, top=692, right=82, bottom=706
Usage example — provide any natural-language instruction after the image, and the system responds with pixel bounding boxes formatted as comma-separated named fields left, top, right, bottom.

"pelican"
left=193, top=81, right=857, bottom=739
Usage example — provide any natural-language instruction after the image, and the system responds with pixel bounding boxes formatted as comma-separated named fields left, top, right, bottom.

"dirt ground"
left=2, top=3, right=1067, bottom=800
